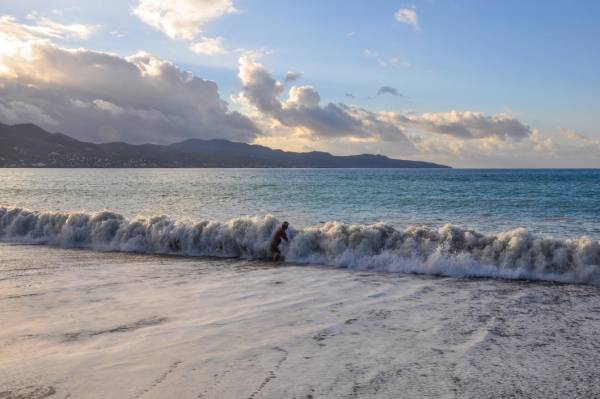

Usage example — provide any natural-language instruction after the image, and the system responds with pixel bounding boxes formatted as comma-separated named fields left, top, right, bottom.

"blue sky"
left=1, top=0, right=599, bottom=167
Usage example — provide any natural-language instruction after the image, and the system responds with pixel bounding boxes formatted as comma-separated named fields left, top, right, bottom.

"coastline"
left=2, top=244, right=600, bottom=398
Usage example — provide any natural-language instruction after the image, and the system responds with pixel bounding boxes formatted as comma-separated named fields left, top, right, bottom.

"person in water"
left=270, top=221, right=289, bottom=261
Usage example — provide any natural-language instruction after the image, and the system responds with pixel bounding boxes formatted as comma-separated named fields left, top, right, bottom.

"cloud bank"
left=2, top=9, right=587, bottom=167
left=0, top=18, right=259, bottom=144
left=237, top=57, right=414, bottom=146
left=237, top=57, right=532, bottom=149
left=399, top=111, right=532, bottom=140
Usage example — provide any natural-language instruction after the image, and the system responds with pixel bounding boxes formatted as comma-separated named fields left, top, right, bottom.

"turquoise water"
left=2, top=168, right=600, bottom=285
left=1, top=168, right=598, bottom=239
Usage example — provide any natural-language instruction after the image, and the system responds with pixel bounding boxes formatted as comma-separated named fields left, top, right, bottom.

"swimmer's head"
left=282, top=221, right=289, bottom=229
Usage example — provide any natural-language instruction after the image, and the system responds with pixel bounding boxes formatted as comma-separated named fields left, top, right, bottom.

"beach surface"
left=2, top=243, right=600, bottom=399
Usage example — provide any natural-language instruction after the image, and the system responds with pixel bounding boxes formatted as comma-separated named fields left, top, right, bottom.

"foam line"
left=1, top=206, right=599, bottom=285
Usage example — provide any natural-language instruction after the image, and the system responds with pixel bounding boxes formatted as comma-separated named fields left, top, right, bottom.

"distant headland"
left=0, top=123, right=450, bottom=168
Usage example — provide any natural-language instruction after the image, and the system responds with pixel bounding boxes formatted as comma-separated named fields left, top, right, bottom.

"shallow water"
left=2, top=244, right=600, bottom=399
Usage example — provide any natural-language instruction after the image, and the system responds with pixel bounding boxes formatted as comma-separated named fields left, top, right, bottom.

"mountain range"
left=0, top=123, right=449, bottom=168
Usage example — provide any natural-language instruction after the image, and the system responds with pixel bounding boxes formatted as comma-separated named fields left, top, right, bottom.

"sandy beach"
left=2, top=243, right=600, bottom=399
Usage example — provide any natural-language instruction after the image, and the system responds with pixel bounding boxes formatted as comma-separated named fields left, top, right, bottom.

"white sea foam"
left=1, top=206, right=599, bottom=285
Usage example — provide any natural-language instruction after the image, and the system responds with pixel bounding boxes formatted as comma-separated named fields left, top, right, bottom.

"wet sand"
left=2, top=243, right=600, bottom=398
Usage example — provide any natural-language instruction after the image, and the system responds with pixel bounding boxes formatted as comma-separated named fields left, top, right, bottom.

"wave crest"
left=1, top=206, right=599, bottom=285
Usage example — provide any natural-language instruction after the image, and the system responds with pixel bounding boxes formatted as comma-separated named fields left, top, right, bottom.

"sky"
left=0, top=0, right=599, bottom=167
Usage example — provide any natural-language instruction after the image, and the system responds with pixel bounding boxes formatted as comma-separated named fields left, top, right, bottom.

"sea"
left=3, top=168, right=600, bottom=398
left=1, top=168, right=599, bottom=285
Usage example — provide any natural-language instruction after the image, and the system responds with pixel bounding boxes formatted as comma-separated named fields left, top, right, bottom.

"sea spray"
left=1, top=206, right=599, bottom=285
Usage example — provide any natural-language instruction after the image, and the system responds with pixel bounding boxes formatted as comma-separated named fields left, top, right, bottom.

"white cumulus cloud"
left=0, top=15, right=98, bottom=43
left=190, top=36, right=227, bottom=55
left=395, top=8, right=420, bottom=31
left=559, top=127, right=588, bottom=141
left=133, top=0, right=237, bottom=40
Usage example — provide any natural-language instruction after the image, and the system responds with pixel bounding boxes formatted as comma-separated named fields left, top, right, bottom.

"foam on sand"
left=1, top=206, right=599, bottom=285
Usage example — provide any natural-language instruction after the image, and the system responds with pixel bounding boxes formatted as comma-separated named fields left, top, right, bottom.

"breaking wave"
left=1, top=206, right=600, bottom=285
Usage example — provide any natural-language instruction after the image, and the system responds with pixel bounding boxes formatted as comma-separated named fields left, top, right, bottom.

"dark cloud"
left=238, top=57, right=414, bottom=144
left=377, top=86, right=402, bottom=96
left=284, top=71, right=303, bottom=83
left=237, top=57, right=532, bottom=145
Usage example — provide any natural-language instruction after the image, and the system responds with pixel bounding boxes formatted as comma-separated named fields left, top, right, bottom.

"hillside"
left=0, top=123, right=450, bottom=168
